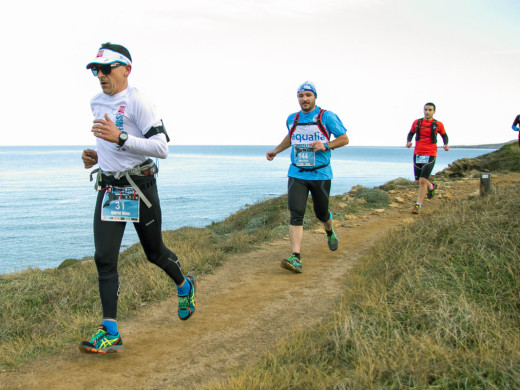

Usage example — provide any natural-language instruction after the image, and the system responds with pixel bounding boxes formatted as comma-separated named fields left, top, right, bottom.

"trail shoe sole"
left=281, top=254, right=302, bottom=273
left=327, top=228, right=339, bottom=251
left=78, top=325, right=124, bottom=354
left=427, top=182, right=438, bottom=199
left=178, top=274, right=197, bottom=321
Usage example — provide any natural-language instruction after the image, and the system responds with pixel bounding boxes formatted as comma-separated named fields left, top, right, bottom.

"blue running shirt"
left=286, top=106, right=347, bottom=180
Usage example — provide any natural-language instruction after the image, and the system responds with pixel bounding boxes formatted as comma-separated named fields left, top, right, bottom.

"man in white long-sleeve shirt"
left=79, top=42, right=197, bottom=354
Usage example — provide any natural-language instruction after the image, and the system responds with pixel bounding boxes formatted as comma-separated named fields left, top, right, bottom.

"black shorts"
left=413, top=155, right=436, bottom=181
left=288, top=177, right=331, bottom=226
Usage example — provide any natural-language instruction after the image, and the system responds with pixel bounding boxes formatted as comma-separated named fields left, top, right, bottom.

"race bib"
left=101, top=186, right=140, bottom=222
left=294, top=144, right=315, bottom=167
left=415, top=155, right=430, bottom=164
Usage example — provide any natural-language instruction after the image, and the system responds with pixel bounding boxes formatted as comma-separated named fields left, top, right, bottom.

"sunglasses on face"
left=90, top=63, right=126, bottom=76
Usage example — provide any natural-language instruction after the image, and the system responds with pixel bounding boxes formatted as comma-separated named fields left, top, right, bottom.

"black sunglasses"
left=90, top=63, right=126, bottom=76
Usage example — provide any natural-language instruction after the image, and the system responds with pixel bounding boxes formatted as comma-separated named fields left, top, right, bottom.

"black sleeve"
left=441, top=133, right=449, bottom=145
left=406, top=130, right=415, bottom=143
left=144, top=120, right=170, bottom=142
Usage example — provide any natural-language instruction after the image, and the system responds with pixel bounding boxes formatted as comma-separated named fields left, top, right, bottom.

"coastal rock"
left=394, top=196, right=405, bottom=204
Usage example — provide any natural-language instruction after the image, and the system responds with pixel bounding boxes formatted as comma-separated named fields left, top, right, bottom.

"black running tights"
left=93, top=176, right=184, bottom=319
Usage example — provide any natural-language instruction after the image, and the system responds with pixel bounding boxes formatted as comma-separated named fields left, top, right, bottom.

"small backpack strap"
left=431, top=119, right=438, bottom=143
left=289, top=112, right=300, bottom=138
left=317, top=109, right=330, bottom=141
left=415, top=118, right=423, bottom=141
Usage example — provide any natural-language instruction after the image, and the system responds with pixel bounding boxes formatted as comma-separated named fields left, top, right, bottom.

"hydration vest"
left=414, top=118, right=438, bottom=144
left=289, top=109, right=330, bottom=172
left=289, top=109, right=330, bottom=141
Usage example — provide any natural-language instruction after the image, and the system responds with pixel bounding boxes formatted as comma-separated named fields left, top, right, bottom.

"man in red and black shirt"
left=406, top=102, right=449, bottom=214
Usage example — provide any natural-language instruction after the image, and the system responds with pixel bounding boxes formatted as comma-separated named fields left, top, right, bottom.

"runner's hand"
left=311, top=141, right=326, bottom=151
left=266, top=150, right=277, bottom=161
left=82, top=149, right=98, bottom=169
left=92, top=114, right=121, bottom=144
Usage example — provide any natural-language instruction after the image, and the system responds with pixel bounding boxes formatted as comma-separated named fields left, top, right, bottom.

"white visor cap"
left=86, top=49, right=132, bottom=69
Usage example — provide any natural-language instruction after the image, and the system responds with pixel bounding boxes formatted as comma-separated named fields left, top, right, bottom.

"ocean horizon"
left=0, top=145, right=493, bottom=275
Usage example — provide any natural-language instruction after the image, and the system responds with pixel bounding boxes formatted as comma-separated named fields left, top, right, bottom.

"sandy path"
left=1, top=174, right=516, bottom=390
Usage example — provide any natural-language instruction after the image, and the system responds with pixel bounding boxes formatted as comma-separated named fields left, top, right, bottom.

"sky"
left=1, top=0, right=519, bottom=147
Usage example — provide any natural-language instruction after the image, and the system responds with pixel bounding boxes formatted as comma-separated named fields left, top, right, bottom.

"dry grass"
left=213, top=186, right=520, bottom=389
left=0, top=193, right=329, bottom=368
left=3, top=144, right=519, bottom=387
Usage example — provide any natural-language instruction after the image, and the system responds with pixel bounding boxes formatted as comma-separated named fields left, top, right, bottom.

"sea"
left=0, top=145, right=492, bottom=275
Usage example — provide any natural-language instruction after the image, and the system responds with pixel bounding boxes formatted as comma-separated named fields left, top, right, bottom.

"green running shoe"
left=281, top=254, right=302, bottom=273
left=178, top=274, right=197, bottom=321
left=78, top=325, right=124, bottom=354
left=412, top=203, right=421, bottom=214
left=326, top=227, right=338, bottom=251
left=427, top=182, right=438, bottom=199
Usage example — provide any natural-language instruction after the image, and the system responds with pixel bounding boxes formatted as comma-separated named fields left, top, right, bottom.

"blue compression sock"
left=177, top=278, right=191, bottom=296
left=102, top=319, right=118, bottom=335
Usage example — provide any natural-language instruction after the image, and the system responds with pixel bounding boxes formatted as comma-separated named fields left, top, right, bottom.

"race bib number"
left=294, top=144, right=315, bottom=167
left=415, top=155, right=430, bottom=164
left=101, top=186, right=140, bottom=222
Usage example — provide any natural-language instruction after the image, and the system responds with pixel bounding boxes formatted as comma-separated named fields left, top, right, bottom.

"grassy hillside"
left=213, top=147, right=520, bottom=389
left=436, top=142, right=520, bottom=178
left=0, top=181, right=383, bottom=368
left=1, top=143, right=518, bottom=382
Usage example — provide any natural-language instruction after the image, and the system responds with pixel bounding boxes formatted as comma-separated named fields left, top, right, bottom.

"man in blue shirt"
left=266, top=81, right=349, bottom=273
left=512, top=114, right=520, bottom=147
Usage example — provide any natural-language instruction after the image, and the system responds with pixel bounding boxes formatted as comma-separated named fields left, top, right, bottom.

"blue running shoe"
left=326, top=227, right=338, bottom=251
left=178, top=274, right=197, bottom=321
left=78, top=325, right=124, bottom=354
left=281, top=254, right=302, bottom=273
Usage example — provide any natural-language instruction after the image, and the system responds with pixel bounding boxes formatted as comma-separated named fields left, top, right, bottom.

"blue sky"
left=1, top=0, right=519, bottom=146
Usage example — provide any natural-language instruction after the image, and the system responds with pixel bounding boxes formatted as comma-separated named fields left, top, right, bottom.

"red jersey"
left=410, top=118, right=446, bottom=157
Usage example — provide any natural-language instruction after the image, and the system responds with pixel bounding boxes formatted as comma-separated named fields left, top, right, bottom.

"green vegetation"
left=214, top=185, right=520, bottom=389
left=2, top=143, right=519, bottom=387
left=438, top=142, right=520, bottom=178
left=0, top=193, right=344, bottom=368
left=476, top=142, right=520, bottom=172
left=350, top=186, right=390, bottom=208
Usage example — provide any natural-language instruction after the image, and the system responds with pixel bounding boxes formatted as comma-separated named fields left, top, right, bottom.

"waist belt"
left=90, top=159, right=158, bottom=208
left=292, top=162, right=329, bottom=173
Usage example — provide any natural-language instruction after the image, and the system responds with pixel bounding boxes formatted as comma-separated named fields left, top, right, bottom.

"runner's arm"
left=123, top=133, right=169, bottom=159
left=92, top=114, right=168, bottom=159
left=440, top=133, right=449, bottom=151
left=406, top=130, right=415, bottom=148
left=266, top=135, right=291, bottom=161
left=328, top=133, right=349, bottom=150
left=512, top=115, right=520, bottom=131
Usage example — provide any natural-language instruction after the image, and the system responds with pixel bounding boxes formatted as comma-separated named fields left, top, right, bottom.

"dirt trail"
left=2, top=174, right=518, bottom=390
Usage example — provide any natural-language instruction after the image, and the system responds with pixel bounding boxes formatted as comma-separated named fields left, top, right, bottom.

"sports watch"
left=324, top=143, right=330, bottom=151
left=118, top=131, right=128, bottom=146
